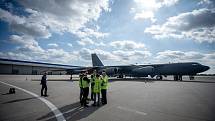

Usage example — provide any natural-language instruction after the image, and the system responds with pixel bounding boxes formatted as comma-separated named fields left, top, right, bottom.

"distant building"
left=0, top=58, right=77, bottom=75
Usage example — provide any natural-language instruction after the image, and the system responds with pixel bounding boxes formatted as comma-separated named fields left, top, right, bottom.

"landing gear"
left=70, top=74, right=73, bottom=80
left=189, top=75, right=194, bottom=80
left=156, top=75, right=163, bottom=80
left=179, top=75, right=182, bottom=81
left=174, top=75, right=182, bottom=81
left=118, top=75, right=124, bottom=78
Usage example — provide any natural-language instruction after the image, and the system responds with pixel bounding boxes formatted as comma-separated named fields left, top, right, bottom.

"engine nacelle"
left=132, top=66, right=154, bottom=75
left=98, top=67, right=120, bottom=76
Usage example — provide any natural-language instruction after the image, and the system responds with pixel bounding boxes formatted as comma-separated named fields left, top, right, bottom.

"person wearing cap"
left=93, top=74, right=101, bottom=106
left=40, top=73, right=48, bottom=97
left=101, top=71, right=109, bottom=104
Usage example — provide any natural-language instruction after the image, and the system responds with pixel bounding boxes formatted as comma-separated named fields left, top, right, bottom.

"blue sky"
left=0, top=0, right=215, bottom=73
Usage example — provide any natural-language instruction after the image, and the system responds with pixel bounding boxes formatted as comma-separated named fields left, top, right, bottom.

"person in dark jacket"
left=81, top=72, right=90, bottom=107
left=79, top=73, right=84, bottom=102
left=90, top=70, right=97, bottom=100
left=40, top=73, right=48, bottom=97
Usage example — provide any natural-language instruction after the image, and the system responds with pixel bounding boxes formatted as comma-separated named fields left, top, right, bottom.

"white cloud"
left=0, top=47, right=77, bottom=64
left=156, top=50, right=184, bottom=60
left=145, top=8, right=215, bottom=43
left=205, top=52, right=215, bottom=59
left=0, top=0, right=110, bottom=44
left=156, top=50, right=205, bottom=60
left=18, top=0, right=110, bottom=37
left=0, top=0, right=111, bottom=64
left=0, top=52, right=33, bottom=60
left=0, top=8, right=51, bottom=38
left=9, top=35, right=44, bottom=52
left=134, top=11, right=156, bottom=22
left=132, top=0, right=179, bottom=22
left=155, top=50, right=215, bottom=73
left=42, top=49, right=77, bottom=63
left=110, top=40, right=145, bottom=50
left=113, top=50, right=151, bottom=61
left=67, top=43, right=73, bottom=47
left=95, top=42, right=106, bottom=46
left=1, top=35, right=77, bottom=64
left=76, top=48, right=118, bottom=61
left=48, top=43, right=58, bottom=48
left=198, top=0, right=215, bottom=7
left=75, top=28, right=109, bottom=39
left=76, top=48, right=151, bottom=64
left=77, top=38, right=94, bottom=46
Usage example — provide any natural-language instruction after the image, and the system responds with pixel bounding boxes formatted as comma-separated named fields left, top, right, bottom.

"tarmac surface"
left=0, top=75, right=215, bottom=121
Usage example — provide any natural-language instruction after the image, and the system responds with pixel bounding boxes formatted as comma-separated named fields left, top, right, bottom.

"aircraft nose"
left=203, top=66, right=210, bottom=71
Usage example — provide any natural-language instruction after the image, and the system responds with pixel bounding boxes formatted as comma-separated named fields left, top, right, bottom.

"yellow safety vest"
left=101, top=75, right=108, bottom=90
left=93, top=77, right=101, bottom=93
left=82, top=77, right=89, bottom=88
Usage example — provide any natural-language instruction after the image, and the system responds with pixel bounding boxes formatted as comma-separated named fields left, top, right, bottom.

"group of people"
left=40, top=70, right=109, bottom=107
left=79, top=70, right=109, bottom=107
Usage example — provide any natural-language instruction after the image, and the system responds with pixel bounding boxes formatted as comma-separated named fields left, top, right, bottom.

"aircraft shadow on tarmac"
left=109, top=78, right=215, bottom=84
left=37, top=101, right=102, bottom=121
left=2, top=97, right=37, bottom=104
left=38, top=78, right=215, bottom=84
left=1, top=92, right=13, bottom=95
left=155, top=80, right=215, bottom=83
left=109, top=78, right=155, bottom=83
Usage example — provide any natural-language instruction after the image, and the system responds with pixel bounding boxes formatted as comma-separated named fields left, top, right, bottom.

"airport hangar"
left=0, top=58, right=75, bottom=75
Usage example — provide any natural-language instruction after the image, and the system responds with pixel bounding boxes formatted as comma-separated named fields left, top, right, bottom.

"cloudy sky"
left=0, top=0, right=214, bottom=73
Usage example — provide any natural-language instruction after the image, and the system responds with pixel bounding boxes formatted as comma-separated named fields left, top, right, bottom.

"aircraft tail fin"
left=91, top=53, right=104, bottom=67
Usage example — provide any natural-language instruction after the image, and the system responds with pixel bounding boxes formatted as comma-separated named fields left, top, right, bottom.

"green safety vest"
left=101, top=75, right=108, bottom=90
left=93, top=77, right=101, bottom=93
left=82, top=77, right=89, bottom=88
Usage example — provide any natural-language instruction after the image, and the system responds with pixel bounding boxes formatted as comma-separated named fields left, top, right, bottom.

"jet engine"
left=106, top=67, right=120, bottom=75
left=132, top=66, right=154, bottom=75
left=100, top=67, right=120, bottom=76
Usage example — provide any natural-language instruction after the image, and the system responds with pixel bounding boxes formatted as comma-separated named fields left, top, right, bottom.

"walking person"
left=101, top=71, right=109, bottom=105
left=93, top=74, right=101, bottom=106
left=40, top=73, right=48, bottom=97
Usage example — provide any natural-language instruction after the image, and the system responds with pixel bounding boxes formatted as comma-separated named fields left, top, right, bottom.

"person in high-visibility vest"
left=79, top=73, right=84, bottom=103
left=101, top=71, right=109, bottom=104
left=81, top=72, right=90, bottom=107
left=93, top=74, right=101, bottom=106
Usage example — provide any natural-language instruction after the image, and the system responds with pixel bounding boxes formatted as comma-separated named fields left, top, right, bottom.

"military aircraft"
left=90, top=54, right=210, bottom=81
left=0, top=53, right=209, bottom=81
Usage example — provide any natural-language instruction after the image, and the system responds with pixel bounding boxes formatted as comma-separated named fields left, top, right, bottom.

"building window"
left=32, top=70, right=37, bottom=75
left=12, top=69, right=19, bottom=74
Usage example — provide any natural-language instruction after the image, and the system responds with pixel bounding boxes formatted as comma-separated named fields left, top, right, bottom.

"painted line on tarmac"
left=0, top=81, right=66, bottom=121
left=42, top=106, right=83, bottom=120
left=117, top=106, right=147, bottom=116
